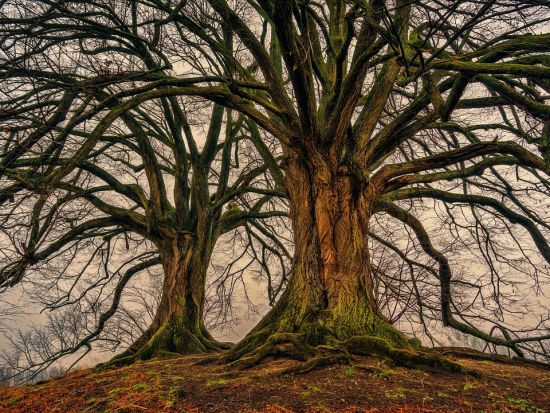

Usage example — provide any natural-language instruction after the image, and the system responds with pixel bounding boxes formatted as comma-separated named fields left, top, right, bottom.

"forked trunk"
left=124, top=234, right=225, bottom=360
left=226, top=155, right=413, bottom=363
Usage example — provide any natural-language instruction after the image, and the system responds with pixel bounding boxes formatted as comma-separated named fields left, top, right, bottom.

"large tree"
left=2, top=0, right=550, bottom=373
left=0, top=0, right=288, bottom=376
left=132, top=0, right=550, bottom=368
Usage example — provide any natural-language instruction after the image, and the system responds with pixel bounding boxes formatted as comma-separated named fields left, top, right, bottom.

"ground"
left=1, top=352, right=549, bottom=413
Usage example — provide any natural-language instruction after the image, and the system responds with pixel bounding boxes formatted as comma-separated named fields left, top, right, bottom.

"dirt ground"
left=1, top=352, right=548, bottom=412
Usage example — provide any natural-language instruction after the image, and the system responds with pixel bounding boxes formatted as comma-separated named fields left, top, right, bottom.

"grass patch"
left=131, top=383, right=149, bottom=391
left=370, top=368, right=396, bottom=379
left=164, top=386, right=187, bottom=409
left=385, top=387, right=407, bottom=401
left=7, top=396, right=21, bottom=407
left=507, top=397, right=546, bottom=412
left=206, top=378, right=229, bottom=386
left=302, top=386, right=325, bottom=398
left=94, top=377, right=111, bottom=384
left=463, top=382, right=476, bottom=391
left=108, top=388, right=122, bottom=396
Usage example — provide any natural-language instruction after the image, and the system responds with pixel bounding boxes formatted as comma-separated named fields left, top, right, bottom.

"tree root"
left=220, top=328, right=273, bottom=364
left=346, top=336, right=480, bottom=377
left=94, top=354, right=137, bottom=372
left=94, top=328, right=231, bottom=372
left=193, top=354, right=225, bottom=366
left=222, top=332, right=480, bottom=377
left=226, top=332, right=315, bottom=369
left=281, top=352, right=351, bottom=375
left=433, top=347, right=550, bottom=370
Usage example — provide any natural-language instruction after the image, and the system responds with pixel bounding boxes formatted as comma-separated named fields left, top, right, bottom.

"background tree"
left=0, top=0, right=289, bottom=380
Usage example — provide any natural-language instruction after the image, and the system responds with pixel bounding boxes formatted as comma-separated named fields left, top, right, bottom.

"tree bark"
left=116, top=233, right=227, bottom=362
left=226, top=154, right=415, bottom=365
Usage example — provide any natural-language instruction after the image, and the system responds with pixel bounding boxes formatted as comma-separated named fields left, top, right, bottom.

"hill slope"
left=1, top=352, right=549, bottom=412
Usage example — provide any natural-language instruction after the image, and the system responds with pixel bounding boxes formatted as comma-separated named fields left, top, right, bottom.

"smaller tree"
left=0, top=1, right=289, bottom=378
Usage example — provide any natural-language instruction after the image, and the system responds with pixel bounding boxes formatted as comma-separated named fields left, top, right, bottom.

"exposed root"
left=220, top=328, right=272, bottom=364
left=194, top=354, right=226, bottom=366
left=433, top=347, right=550, bottom=370
left=94, top=354, right=137, bottom=372
left=354, top=363, right=393, bottom=375
left=223, top=331, right=481, bottom=377
left=281, top=353, right=350, bottom=375
left=433, top=346, right=507, bottom=361
left=95, top=323, right=230, bottom=372
left=346, top=336, right=480, bottom=377
left=226, top=332, right=315, bottom=369
left=213, top=341, right=234, bottom=350
left=224, top=333, right=353, bottom=375
left=96, top=348, right=183, bottom=371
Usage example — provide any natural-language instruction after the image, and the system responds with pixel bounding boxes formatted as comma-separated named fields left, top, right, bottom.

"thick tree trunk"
left=225, top=155, right=417, bottom=366
left=114, top=234, right=228, bottom=363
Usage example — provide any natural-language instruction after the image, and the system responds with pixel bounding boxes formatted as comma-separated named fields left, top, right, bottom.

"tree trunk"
left=120, top=233, right=227, bottom=362
left=225, top=155, right=415, bottom=365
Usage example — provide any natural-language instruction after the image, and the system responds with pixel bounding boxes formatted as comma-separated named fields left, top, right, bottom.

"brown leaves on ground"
left=0, top=354, right=548, bottom=413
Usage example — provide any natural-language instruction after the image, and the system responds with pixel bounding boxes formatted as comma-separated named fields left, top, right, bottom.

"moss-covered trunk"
left=122, top=234, right=226, bottom=361
left=225, top=156, right=414, bottom=365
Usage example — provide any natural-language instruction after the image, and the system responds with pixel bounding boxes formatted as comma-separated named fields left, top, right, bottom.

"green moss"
left=345, top=335, right=474, bottom=376
left=463, top=382, right=476, bottom=391
left=131, top=383, right=149, bottom=391
left=94, top=377, right=111, bottom=383
left=369, top=368, right=397, bottom=379
left=207, top=378, right=229, bottom=386
left=138, top=316, right=209, bottom=360
left=301, top=321, right=331, bottom=346
left=7, top=396, right=21, bottom=407
left=346, top=335, right=393, bottom=356
left=507, top=397, right=545, bottom=412
left=225, top=289, right=418, bottom=371
left=312, top=301, right=413, bottom=350
left=168, top=387, right=186, bottom=399
left=108, top=388, right=122, bottom=396
left=224, top=286, right=475, bottom=376
left=408, top=337, right=422, bottom=350
left=222, top=328, right=272, bottom=363
left=385, top=387, right=407, bottom=400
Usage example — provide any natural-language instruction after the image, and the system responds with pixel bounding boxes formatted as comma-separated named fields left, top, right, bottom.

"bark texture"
left=103, top=234, right=229, bottom=368
left=224, top=155, right=425, bottom=370
left=136, top=235, right=224, bottom=356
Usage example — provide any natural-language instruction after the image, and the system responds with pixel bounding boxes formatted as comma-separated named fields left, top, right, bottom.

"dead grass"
left=1, top=353, right=548, bottom=412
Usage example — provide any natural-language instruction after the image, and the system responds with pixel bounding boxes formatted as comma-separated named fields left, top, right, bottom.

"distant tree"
left=0, top=1, right=289, bottom=379
left=2, top=0, right=550, bottom=375
left=0, top=366, right=12, bottom=386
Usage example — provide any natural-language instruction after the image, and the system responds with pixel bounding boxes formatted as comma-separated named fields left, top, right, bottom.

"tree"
left=0, top=0, right=288, bottom=377
left=129, top=0, right=550, bottom=369
left=2, top=0, right=550, bottom=374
